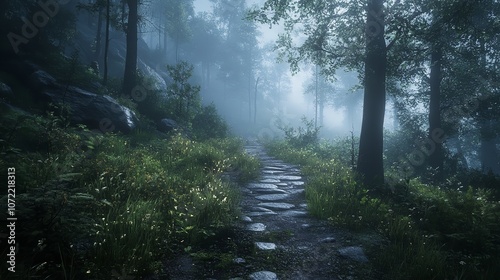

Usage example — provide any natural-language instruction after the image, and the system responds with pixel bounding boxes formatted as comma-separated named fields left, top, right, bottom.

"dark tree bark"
left=123, top=0, right=138, bottom=96
left=428, top=44, right=444, bottom=175
left=479, top=108, right=500, bottom=174
left=94, top=5, right=104, bottom=61
left=357, top=0, right=387, bottom=188
left=254, top=77, right=259, bottom=124
left=103, top=0, right=111, bottom=85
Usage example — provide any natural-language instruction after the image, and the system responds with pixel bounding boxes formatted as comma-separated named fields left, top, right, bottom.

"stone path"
left=234, top=144, right=375, bottom=280
left=164, top=143, right=380, bottom=279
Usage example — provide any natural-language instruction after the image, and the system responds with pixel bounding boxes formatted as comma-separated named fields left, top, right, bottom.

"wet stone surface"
left=255, top=193, right=291, bottom=201
left=255, top=242, right=277, bottom=250
left=247, top=223, right=266, bottom=232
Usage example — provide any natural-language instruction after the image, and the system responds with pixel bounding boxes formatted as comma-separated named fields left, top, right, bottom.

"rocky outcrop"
left=1, top=59, right=138, bottom=134
left=41, top=85, right=138, bottom=133
left=0, top=82, right=13, bottom=99
left=158, top=118, right=179, bottom=133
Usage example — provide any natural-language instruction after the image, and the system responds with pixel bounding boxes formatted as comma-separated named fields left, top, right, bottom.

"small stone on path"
left=320, top=237, right=336, bottom=243
left=338, top=246, right=369, bottom=263
left=287, top=189, right=305, bottom=195
left=287, top=181, right=305, bottom=186
left=263, top=175, right=302, bottom=181
left=255, top=194, right=290, bottom=201
left=246, top=211, right=278, bottom=217
left=233, top=257, right=246, bottom=264
left=255, top=242, right=276, bottom=250
left=260, top=179, right=280, bottom=183
left=247, top=223, right=266, bottom=232
left=253, top=188, right=288, bottom=194
left=249, top=271, right=278, bottom=280
left=240, top=216, right=252, bottom=222
left=258, top=202, right=295, bottom=210
left=281, top=210, right=308, bottom=217
left=247, top=183, right=278, bottom=189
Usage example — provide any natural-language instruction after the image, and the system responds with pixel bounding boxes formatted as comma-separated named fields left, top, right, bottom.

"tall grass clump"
left=265, top=134, right=500, bottom=280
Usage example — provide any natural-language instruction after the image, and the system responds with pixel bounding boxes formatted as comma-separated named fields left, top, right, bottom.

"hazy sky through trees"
left=192, top=0, right=360, bottom=136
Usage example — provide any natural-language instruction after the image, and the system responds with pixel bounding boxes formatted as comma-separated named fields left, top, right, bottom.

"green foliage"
left=277, top=117, right=320, bottom=148
left=192, top=104, right=228, bottom=140
left=166, top=61, right=201, bottom=123
left=132, top=72, right=168, bottom=121
left=266, top=139, right=500, bottom=280
left=0, top=108, right=259, bottom=278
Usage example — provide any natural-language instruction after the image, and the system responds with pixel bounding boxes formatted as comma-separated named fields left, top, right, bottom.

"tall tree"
left=103, top=0, right=111, bottom=85
left=251, top=0, right=388, bottom=188
left=123, top=0, right=138, bottom=96
left=357, top=0, right=387, bottom=187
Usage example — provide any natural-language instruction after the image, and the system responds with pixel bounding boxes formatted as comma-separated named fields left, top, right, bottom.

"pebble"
left=246, top=223, right=266, bottom=232
left=338, top=246, right=369, bottom=263
left=255, top=242, right=276, bottom=250
left=249, top=271, right=278, bottom=280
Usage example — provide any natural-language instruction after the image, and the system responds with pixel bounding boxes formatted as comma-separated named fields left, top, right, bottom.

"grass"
left=264, top=139, right=500, bottom=280
left=0, top=108, right=260, bottom=279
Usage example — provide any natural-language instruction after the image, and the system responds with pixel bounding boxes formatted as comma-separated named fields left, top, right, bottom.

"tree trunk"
left=254, top=77, right=260, bottom=124
left=103, top=0, right=111, bottom=85
left=248, top=74, right=252, bottom=123
left=123, top=0, right=138, bottom=96
left=94, top=5, right=104, bottom=61
left=357, top=0, right=387, bottom=188
left=480, top=118, right=500, bottom=174
left=315, top=64, right=319, bottom=128
left=428, top=45, right=444, bottom=176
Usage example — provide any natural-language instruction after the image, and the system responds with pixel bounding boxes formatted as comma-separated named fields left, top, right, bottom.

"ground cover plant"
left=0, top=105, right=259, bottom=279
left=265, top=123, right=500, bottom=280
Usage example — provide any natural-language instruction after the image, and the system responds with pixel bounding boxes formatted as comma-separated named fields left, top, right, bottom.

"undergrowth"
left=0, top=107, right=259, bottom=279
left=265, top=139, right=500, bottom=280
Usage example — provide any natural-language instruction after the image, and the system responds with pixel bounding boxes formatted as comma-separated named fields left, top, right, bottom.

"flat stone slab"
left=263, top=166, right=287, bottom=171
left=253, top=188, right=288, bottom=194
left=287, top=189, right=305, bottom=195
left=247, top=183, right=278, bottom=189
left=260, top=179, right=280, bottom=183
left=250, top=206, right=275, bottom=212
left=338, top=246, right=369, bottom=263
left=249, top=271, right=278, bottom=280
left=246, top=211, right=278, bottom=217
left=287, top=181, right=305, bottom=186
left=281, top=210, right=308, bottom=217
left=263, top=175, right=302, bottom=181
left=247, top=223, right=266, bottom=232
left=255, top=194, right=291, bottom=201
left=255, top=242, right=276, bottom=250
left=258, top=202, right=295, bottom=210
left=262, top=170, right=285, bottom=174
left=240, top=216, right=252, bottom=222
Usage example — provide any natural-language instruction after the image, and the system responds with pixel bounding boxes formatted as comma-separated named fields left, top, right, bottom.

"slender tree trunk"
left=477, top=37, right=500, bottom=174
left=123, top=0, right=138, bottom=96
left=254, top=77, right=260, bottom=124
left=315, top=64, right=319, bottom=128
left=428, top=44, right=444, bottom=175
left=319, top=90, right=324, bottom=127
left=357, top=0, right=387, bottom=188
left=248, top=74, right=252, bottom=123
left=94, top=5, right=104, bottom=61
left=103, top=0, right=111, bottom=85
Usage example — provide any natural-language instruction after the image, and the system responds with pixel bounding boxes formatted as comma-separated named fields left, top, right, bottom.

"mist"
left=1, top=0, right=499, bottom=279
